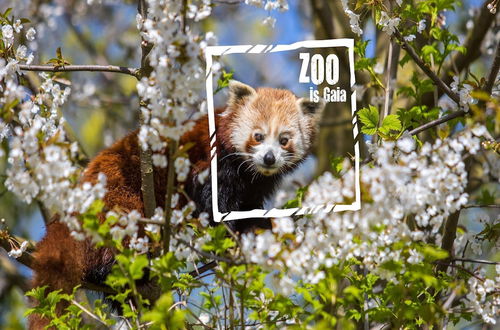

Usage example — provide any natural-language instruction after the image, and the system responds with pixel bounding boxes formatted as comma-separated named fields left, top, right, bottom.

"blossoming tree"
left=0, top=0, right=499, bottom=328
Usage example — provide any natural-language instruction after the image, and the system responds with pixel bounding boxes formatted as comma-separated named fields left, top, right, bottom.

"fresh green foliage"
left=358, top=105, right=403, bottom=138
left=215, top=69, right=234, bottom=94
left=358, top=105, right=379, bottom=135
left=2, top=1, right=498, bottom=329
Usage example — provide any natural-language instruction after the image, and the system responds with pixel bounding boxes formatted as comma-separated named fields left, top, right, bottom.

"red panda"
left=29, top=81, right=325, bottom=329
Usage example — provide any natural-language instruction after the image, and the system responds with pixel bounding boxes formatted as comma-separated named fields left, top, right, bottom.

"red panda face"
left=225, top=81, right=325, bottom=176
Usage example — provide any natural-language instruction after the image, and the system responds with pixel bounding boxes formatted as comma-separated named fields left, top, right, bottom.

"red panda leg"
left=29, top=219, right=86, bottom=329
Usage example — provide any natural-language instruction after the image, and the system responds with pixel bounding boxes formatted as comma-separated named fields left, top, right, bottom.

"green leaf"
left=142, top=293, right=185, bottom=330
left=399, top=53, right=411, bottom=67
left=421, top=245, right=448, bottom=261
left=329, top=156, right=344, bottom=177
left=358, top=105, right=379, bottom=135
left=2, top=8, right=12, bottom=19
left=215, top=69, right=234, bottom=94
left=343, top=285, right=362, bottom=302
left=129, top=254, right=149, bottom=280
left=379, top=114, right=402, bottom=135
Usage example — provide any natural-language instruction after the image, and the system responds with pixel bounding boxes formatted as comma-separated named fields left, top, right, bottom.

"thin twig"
left=442, top=289, right=457, bottom=311
left=435, top=261, right=485, bottom=282
left=462, top=204, right=500, bottom=209
left=18, top=64, right=139, bottom=78
left=451, top=258, right=500, bottom=265
left=63, top=12, right=115, bottom=82
left=71, top=299, right=109, bottom=326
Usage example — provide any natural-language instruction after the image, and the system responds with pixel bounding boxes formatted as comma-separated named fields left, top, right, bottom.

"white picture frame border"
left=205, top=39, right=361, bottom=222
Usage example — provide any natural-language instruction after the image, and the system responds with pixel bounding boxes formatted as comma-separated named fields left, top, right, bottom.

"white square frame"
left=205, top=39, right=361, bottom=222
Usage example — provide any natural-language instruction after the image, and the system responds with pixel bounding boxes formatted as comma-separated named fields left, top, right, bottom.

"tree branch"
left=437, top=211, right=460, bottom=273
left=421, top=0, right=499, bottom=107
left=444, top=1, right=498, bottom=83
left=394, top=29, right=461, bottom=105
left=18, top=64, right=140, bottom=78
left=62, top=12, right=116, bottom=83
left=484, top=41, right=500, bottom=95
left=463, top=204, right=500, bottom=209
left=137, top=0, right=157, bottom=219
left=188, top=261, right=217, bottom=277
left=409, top=109, right=466, bottom=136
left=408, top=38, right=500, bottom=136
left=451, top=258, right=500, bottom=265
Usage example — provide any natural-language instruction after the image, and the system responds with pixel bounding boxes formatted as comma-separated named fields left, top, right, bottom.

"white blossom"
left=241, top=126, right=486, bottom=286
left=25, top=27, right=36, bottom=41
left=407, top=249, right=423, bottom=264
left=130, top=234, right=149, bottom=254
left=404, top=34, right=416, bottom=42
left=378, top=11, right=401, bottom=35
left=152, top=154, right=167, bottom=168
left=272, top=217, right=294, bottom=236
left=451, top=76, right=473, bottom=111
left=175, top=157, right=190, bottom=182
left=13, top=20, right=23, bottom=33
left=417, top=19, right=426, bottom=33
left=199, top=313, right=210, bottom=325
left=397, top=132, right=416, bottom=153
left=2, top=25, right=14, bottom=47
left=374, top=62, right=384, bottom=75
left=262, top=16, right=276, bottom=28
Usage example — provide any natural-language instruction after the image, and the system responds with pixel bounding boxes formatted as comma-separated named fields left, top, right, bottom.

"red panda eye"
left=254, top=133, right=264, bottom=142
left=280, top=137, right=289, bottom=146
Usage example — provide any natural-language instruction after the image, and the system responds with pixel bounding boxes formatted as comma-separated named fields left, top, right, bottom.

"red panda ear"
left=297, top=97, right=326, bottom=118
left=228, top=80, right=257, bottom=108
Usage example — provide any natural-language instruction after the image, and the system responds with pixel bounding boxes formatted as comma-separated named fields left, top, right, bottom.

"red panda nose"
left=263, top=151, right=276, bottom=166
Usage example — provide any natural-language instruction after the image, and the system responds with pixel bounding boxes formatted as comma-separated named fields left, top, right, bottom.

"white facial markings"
left=249, top=125, right=298, bottom=175
left=227, top=91, right=317, bottom=176
left=230, top=104, right=255, bottom=154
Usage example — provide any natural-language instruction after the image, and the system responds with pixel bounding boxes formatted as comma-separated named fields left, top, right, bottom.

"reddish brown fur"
left=29, top=113, right=220, bottom=329
left=29, top=84, right=321, bottom=329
